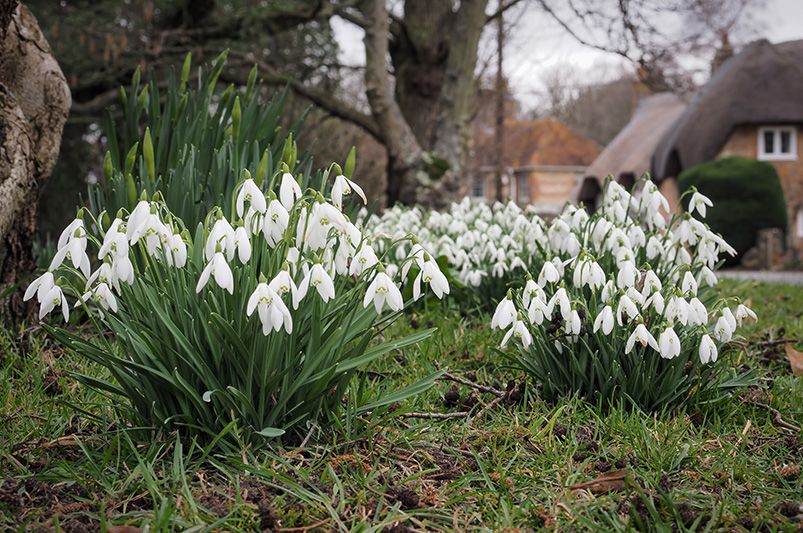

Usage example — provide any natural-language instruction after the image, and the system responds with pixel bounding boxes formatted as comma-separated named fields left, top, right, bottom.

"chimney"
left=711, top=32, right=733, bottom=74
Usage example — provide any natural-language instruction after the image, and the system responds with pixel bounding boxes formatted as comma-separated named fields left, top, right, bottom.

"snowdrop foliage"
left=487, top=179, right=756, bottom=410
left=34, top=167, right=444, bottom=440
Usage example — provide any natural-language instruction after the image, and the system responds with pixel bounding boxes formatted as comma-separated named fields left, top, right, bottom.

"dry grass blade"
left=569, top=469, right=629, bottom=495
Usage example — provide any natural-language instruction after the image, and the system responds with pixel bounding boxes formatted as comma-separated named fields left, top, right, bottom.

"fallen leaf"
left=568, top=469, right=628, bottom=494
left=106, top=527, right=143, bottom=533
left=41, top=435, right=80, bottom=448
left=784, top=343, right=803, bottom=376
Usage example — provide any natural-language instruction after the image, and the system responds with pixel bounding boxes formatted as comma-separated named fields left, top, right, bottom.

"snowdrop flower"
left=205, top=217, right=236, bottom=261
left=538, top=260, right=560, bottom=286
left=38, top=284, right=69, bottom=322
left=236, top=178, right=266, bottom=217
left=234, top=226, right=251, bottom=264
left=126, top=200, right=151, bottom=239
left=331, top=174, right=367, bottom=210
left=722, top=307, right=737, bottom=332
left=646, top=292, right=665, bottom=314
left=77, top=282, right=118, bottom=313
left=522, top=279, right=545, bottom=309
left=616, top=261, right=638, bottom=289
left=98, top=219, right=128, bottom=260
left=658, top=326, right=681, bottom=359
left=24, top=272, right=55, bottom=303
left=689, top=191, right=713, bottom=218
left=593, top=305, right=614, bottom=335
left=566, top=310, right=582, bottom=336
left=363, top=271, right=403, bottom=313
left=547, top=287, right=572, bottom=321
left=263, top=198, right=289, bottom=247
left=112, top=255, right=135, bottom=287
left=268, top=269, right=301, bottom=309
left=681, top=271, right=698, bottom=296
left=51, top=218, right=91, bottom=277
left=247, top=283, right=292, bottom=335
left=527, top=296, right=550, bottom=325
left=413, top=259, right=450, bottom=300
left=734, top=304, right=757, bottom=325
left=687, top=297, right=708, bottom=326
left=350, top=242, right=379, bottom=277
left=501, top=319, right=532, bottom=349
left=492, top=295, right=516, bottom=330
left=616, top=294, right=639, bottom=325
left=166, top=233, right=188, bottom=268
left=698, top=266, right=717, bottom=288
left=299, top=263, right=336, bottom=302
left=625, top=323, right=659, bottom=353
left=86, top=263, right=119, bottom=293
left=699, top=334, right=718, bottom=364
left=646, top=236, right=664, bottom=260
left=279, top=172, right=302, bottom=210
left=665, top=296, right=689, bottom=326
left=714, top=314, right=734, bottom=342
left=573, top=258, right=605, bottom=290
left=196, top=252, right=234, bottom=294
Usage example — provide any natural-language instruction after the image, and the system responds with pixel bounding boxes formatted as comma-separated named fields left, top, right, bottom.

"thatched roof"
left=473, top=117, right=601, bottom=168
left=653, top=38, right=803, bottom=179
left=583, top=92, right=686, bottom=182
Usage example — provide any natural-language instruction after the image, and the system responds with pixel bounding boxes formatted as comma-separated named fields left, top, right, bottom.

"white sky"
left=332, top=0, right=803, bottom=111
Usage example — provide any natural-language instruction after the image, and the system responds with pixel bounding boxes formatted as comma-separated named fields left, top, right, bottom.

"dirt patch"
left=0, top=478, right=97, bottom=531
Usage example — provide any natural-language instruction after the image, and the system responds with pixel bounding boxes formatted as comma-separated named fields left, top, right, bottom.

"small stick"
left=434, top=363, right=505, bottom=398
left=402, top=411, right=470, bottom=420
left=743, top=399, right=801, bottom=433
left=298, top=423, right=317, bottom=449
left=467, top=395, right=504, bottom=426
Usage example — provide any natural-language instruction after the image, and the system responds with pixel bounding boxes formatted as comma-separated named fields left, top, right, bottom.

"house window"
left=471, top=174, right=486, bottom=199
left=758, top=126, right=797, bottom=160
left=797, top=206, right=803, bottom=238
left=516, top=173, right=530, bottom=205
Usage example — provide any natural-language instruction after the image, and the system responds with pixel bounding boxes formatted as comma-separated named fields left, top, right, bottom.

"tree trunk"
left=0, top=1, right=70, bottom=319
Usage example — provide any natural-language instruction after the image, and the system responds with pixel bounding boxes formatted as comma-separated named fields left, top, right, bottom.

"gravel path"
left=719, top=270, right=803, bottom=285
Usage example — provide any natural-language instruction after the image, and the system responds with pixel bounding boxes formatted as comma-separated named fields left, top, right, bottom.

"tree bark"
left=0, top=1, right=70, bottom=319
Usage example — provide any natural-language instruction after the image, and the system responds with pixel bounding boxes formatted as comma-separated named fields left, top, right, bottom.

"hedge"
left=678, top=156, right=787, bottom=261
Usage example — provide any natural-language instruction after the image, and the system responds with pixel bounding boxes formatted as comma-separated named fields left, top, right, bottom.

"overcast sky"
left=332, top=0, right=803, bottom=111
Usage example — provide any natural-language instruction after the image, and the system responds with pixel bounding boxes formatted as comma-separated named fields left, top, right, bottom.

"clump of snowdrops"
left=29, top=166, right=447, bottom=441
left=363, top=198, right=545, bottom=307
left=490, top=179, right=756, bottom=410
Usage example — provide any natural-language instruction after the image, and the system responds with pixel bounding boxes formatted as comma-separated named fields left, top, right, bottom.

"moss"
left=678, top=156, right=787, bottom=261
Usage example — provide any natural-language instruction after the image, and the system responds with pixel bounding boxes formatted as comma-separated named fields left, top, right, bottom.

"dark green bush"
left=678, top=156, right=787, bottom=260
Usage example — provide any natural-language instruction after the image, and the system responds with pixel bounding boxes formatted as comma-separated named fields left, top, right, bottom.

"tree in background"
left=0, top=1, right=70, bottom=317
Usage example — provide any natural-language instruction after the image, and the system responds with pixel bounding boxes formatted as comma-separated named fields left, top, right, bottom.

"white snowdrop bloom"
left=573, top=258, right=605, bottom=290
left=491, top=261, right=507, bottom=278
left=234, top=226, right=252, bottom=264
left=601, top=280, right=616, bottom=303
left=735, top=304, right=757, bottom=325
left=625, top=286, right=645, bottom=306
left=646, top=236, right=664, bottom=260
left=205, top=218, right=236, bottom=261
left=688, top=297, right=708, bottom=326
left=331, top=174, right=367, bottom=210
left=522, top=279, right=545, bottom=309
left=722, top=307, right=737, bottom=331
left=593, top=305, right=614, bottom=335
left=77, top=282, right=118, bottom=313
left=236, top=178, right=266, bottom=218
left=625, top=323, right=659, bottom=354
left=268, top=270, right=301, bottom=309
left=658, top=326, right=681, bottom=359
left=713, top=314, right=734, bottom=342
left=538, top=260, right=560, bottom=286
left=299, top=263, right=336, bottom=302
left=99, top=219, right=128, bottom=260
left=51, top=218, right=91, bottom=277
left=616, top=260, right=638, bottom=289
left=350, top=242, right=379, bottom=277
left=262, top=198, right=289, bottom=247
left=196, top=252, right=234, bottom=294
left=616, top=294, right=640, bottom=326
left=130, top=212, right=172, bottom=257
left=247, top=283, right=292, bottom=335
left=566, top=310, right=582, bottom=336
left=304, top=202, right=346, bottom=251
left=681, top=271, right=698, bottom=296
left=279, top=172, right=302, bottom=210
left=86, top=263, right=119, bottom=293
left=466, top=270, right=484, bottom=287
left=413, top=259, right=450, bottom=300
left=646, top=292, right=665, bottom=314
left=689, top=191, right=713, bottom=218
left=665, top=296, right=689, bottom=326
left=501, top=319, right=532, bottom=349
left=24, top=272, right=55, bottom=304
left=641, top=270, right=662, bottom=298
left=363, top=271, right=403, bottom=313
left=126, top=200, right=151, bottom=240
left=698, top=266, right=718, bottom=288
left=591, top=218, right=612, bottom=247
left=39, top=284, right=69, bottom=322
left=112, top=255, right=135, bottom=287
left=699, top=334, right=718, bottom=364
left=527, top=296, right=550, bottom=325
left=676, top=247, right=692, bottom=266
left=547, top=287, right=572, bottom=321
left=166, top=233, right=188, bottom=268
left=491, top=295, right=516, bottom=330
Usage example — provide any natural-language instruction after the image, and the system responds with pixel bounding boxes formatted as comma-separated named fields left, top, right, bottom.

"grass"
left=1, top=279, right=801, bottom=531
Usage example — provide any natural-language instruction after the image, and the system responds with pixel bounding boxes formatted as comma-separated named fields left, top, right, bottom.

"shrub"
left=678, top=156, right=787, bottom=260
left=30, top=161, right=446, bottom=443
left=490, top=179, right=755, bottom=411
left=88, top=50, right=311, bottom=229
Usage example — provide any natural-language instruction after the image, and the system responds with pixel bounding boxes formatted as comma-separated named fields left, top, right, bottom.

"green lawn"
left=1, top=280, right=801, bottom=531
